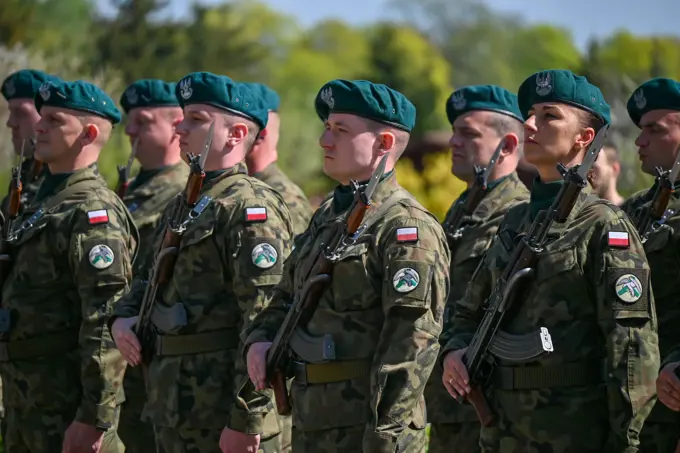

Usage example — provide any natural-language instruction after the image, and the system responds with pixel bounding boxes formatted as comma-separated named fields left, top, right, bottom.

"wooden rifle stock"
left=115, top=165, right=129, bottom=198
left=467, top=384, right=494, bottom=427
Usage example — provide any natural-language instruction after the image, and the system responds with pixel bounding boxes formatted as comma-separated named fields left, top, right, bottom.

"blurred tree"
left=0, top=0, right=39, bottom=47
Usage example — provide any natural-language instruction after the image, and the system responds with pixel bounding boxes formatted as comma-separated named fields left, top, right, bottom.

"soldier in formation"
left=425, top=84, right=529, bottom=453
left=0, top=79, right=138, bottom=452
left=441, top=69, right=659, bottom=452
left=110, top=71, right=293, bottom=453
left=115, top=78, right=189, bottom=452
left=244, top=79, right=450, bottom=452
left=591, top=143, right=625, bottom=206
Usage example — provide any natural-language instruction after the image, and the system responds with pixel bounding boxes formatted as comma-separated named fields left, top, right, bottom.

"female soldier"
left=440, top=69, right=660, bottom=453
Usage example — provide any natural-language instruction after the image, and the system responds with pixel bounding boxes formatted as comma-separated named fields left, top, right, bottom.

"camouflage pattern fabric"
left=425, top=172, right=529, bottom=452
left=253, top=162, right=313, bottom=237
left=118, top=161, right=188, bottom=453
left=244, top=172, right=451, bottom=453
left=154, top=425, right=282, bottom=453
left=113, top=161, right=294, bottom=450
left=0, top=164, right=137, bottom=452
left=622, top=187, right=680, bottom=452
left=442, top=185, right=660, bottom=453
left=1, top=157, right=46, bottom=216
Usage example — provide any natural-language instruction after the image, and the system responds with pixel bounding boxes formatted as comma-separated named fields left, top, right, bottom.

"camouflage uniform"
left=442, top=181, right=660, bottom=453
left=253, top=162, right=313, bottom=237
left=623, top=186, right=680, bottom=452
left=244, top=172, right=451, bottom=453
left=112, top=162, right=293, bottom=453
left=0, top=164, right=138, bottom=452
left=118, top=162, right=188, bottom=452
left=425, top=173, right=529, bottom=453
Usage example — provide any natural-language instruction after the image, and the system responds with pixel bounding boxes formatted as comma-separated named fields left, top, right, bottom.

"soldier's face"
left=635, top=110, right=680, bottom=175
left=176, top=105, right=225, bottom=165
left=590, top=149, right=614, bottom=196
left=6, top=99, right=40, bottom=156
left=125, top=107, right=181, bottom=166
left=450, top=111, right=503, bottom=182
left=522, top=103, right=588, bottom=170
left=34, top=106, right=84, bottom=163
left=319, top=113, right=379, bottom=184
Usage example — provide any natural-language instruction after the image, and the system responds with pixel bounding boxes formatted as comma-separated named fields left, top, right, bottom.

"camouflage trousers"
left=638, top=421, right=680, bottom=453
left=277, top=413, right=292, bottom=453
left=118, top=365, right=156, bottom=452
left=291, top=424, right=427, bottom=453
left=154, top=425, right=283, bottom=453
left=428, top=422, right=481, bottom=453
left=4, top=405, right=124, bottom=453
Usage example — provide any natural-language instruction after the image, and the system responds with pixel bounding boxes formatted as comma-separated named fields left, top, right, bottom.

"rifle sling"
left=154, top=328, right=240, bottom=356
left=0, top=329, right=78, bottom=362
left=491, top=361, right=605, bottom=390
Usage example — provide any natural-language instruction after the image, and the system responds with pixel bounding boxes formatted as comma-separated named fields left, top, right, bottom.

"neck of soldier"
left=464, top=163, right=514, bottom=189
left=535, top=149, right=584, bottom=183
left=204, top=145, right=247, bottom=172
left=246, top=145, right=278, bottom=175
left=337, top=161, right=395, bottom=186
left=139, top=144, right=182, bottom=170
left=602, top=181, right=624, bottom=205
left=47, top=147, right=99, bottom=174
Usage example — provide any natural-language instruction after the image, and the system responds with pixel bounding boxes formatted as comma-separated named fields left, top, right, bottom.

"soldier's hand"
left=62, top=421, right=104, bottom=453
left=111, top=316, right=141, bottom=366
left=657, top=362, right=680, bottom=411
left=246, top=341, right=272, bottom=391
left=219, top=427, right=260, bottom=453
left=442, top=348, right=471, bottom=399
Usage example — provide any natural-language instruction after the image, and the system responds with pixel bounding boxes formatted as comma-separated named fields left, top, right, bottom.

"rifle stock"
left=0, top=144, right=26, bottom=285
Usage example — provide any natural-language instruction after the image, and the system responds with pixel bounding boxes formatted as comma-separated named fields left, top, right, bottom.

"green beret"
left=34, top=80, right=121, bottom=124
left=518, top=69, right=611, bottom=125
left=626, top=78, right=680, bottom=127
left=175, top=71, right=268, bottom=129
left=120, top=79, right=179, bottom=114
left=314, top=79, right=416, bottom=132
left=243, top=82, right=280, bottom=112
left=446, top=84, right=523, bottom=125
left=2, top=69, right=61, bottom=101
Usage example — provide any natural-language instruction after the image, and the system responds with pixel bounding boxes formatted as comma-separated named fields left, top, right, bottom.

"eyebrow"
left=640, top=120, right=661, bottom=128
left=328, top=120, right=351, bottom=129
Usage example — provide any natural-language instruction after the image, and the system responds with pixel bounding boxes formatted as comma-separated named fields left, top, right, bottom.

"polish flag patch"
left=396, top=227, right=418, bottom=243
left=87, top=209, right=109, bottom=225
left=608, top=231, right=629, bottom=248
left=246, top=207, right=267, bottom=222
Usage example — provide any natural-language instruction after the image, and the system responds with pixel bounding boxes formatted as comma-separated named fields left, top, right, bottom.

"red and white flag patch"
left=246, top=207, right=267, bottom=222
left=608, top=231, right=629, bottom=248
left=87, top=209, right=109, bottom=225
left=396, top=227, right=418, bottom=243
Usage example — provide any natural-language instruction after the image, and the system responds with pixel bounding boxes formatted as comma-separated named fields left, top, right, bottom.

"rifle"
left=115, top=137, right=139, bottom=198
left=634, top=144, right=680, bottom=243
left=134, top=123, right=213, bottom=367
left=460, top=124, right=609, bottom=427
left=446, top=138, right=506, bottom=250
left=241, top=154, right=389, bottom=416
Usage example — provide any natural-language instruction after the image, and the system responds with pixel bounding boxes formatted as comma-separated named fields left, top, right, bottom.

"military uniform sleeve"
left=68, top=202, right=134, bottom=429
left=223, top=198, right=294, bottom=435
left=362, top=218, right=450, bottom=452
left=587, top=211, right=660, bottom=453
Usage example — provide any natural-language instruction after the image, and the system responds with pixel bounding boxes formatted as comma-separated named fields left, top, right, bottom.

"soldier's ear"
left=81, top=124, right=99, bottom=146
left=378, top=132, right=395, bottom=152
left=502, top=133, right=519, bottom=156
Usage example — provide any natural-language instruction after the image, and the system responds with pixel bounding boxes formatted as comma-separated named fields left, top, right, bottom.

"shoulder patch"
left=88, top=244, right=115, bottom=269
left=87, top=209, right=109, bottom=225
left=246, top=207, right=267, bottom=222
left=396, top=227, right=418, bottom=243
left=251, top=243, right=278, bottom=269
left=608, top=231, right=629, bottom=248
left=615, top=273, right=643, bottom=303
left=392, top=267, right=420, bottom=293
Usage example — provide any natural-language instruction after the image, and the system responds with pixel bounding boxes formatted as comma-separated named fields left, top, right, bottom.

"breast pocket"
left=176, top=221, right=224, bottom=292
left=530, top=246, right=582, bottom=321
left=330, top=242, right=376, bottom=311
left=12, top=220, right=60, bottom=283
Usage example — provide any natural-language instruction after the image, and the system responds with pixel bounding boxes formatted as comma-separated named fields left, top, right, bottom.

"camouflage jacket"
left=1, top=157, right=46, bottom=218
left=112, top=161, right=294, bottom=434
left=253, top=163, right=313, bottom=237
left=424, top=172, right=529, bottom=424
left=243, top=173, right=450, bottom=452
left=0, top=164, right=138, bottom=430
left=122, top=162, right=189, bottom=276
left=623, top=185, right=680, bottom=423
left=442, top=184, right=659, bottom=450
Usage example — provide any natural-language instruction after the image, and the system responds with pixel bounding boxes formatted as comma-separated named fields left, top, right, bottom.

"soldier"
left=1, top=69, right=61, bottom=214
left=591, top=143, right=624, bottom=205
left=244, top=82, right=313, bottom=238
left=0, top=79, right=137, bottom=452
left=622, top=77, right=680, bottom=452
left=441, top=69, right=659, bottom=452
left=425, top=85, right=529, bottom=453
left=116, top=78, right=189, bottom=451
left=244, top=79, right=451, bottom=452
left=109, top=72, right=293, bottom=453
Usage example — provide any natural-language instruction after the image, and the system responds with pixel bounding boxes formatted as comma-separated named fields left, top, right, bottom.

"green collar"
left=457, top=174, right=509, bottom=204
left=332, top=170, right=394, bottom=214
left=529, top=176, right=563, bottom=220
left=33, top=171, right=73, bottom=204
left=128, top=167, right=166, bottom=192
